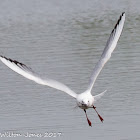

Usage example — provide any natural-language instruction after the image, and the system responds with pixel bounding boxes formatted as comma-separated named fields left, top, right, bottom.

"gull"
left=0, top=12, right=125, bottom=127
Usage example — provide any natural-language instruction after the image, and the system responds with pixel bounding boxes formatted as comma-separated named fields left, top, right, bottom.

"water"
left=0, top=0, right=140, bottom=139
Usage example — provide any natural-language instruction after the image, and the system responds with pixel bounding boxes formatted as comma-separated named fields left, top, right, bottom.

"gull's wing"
left=0, top=56, right=77, bottom=98
left=94, top=90, right=107, bottom=102
left=87, top=12, right=125, bottom=92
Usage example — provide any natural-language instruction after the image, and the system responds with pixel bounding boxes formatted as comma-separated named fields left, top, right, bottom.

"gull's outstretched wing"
left=94, top=90, right=107, bottom=102
left=87, top=12, right=125, bottom=92
left=0, top=56, right=77, bottom=98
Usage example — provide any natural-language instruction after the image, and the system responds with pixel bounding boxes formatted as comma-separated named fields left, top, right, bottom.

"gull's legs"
left=93, top=106, right=104, bottom=122
left=84, top=109, right=92, bottom=127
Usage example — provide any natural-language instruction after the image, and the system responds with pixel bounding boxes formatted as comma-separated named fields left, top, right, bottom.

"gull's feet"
left=98, top=114, right=104, bottom=122
left=84, top=109, right=92, bottom=127
left=93, top=106, right=104, bottom=122
left=87, top=118, right=92, bottom=127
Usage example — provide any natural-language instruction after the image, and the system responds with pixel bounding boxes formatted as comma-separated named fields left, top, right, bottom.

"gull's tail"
left=93, top=90, right=107, bottom=102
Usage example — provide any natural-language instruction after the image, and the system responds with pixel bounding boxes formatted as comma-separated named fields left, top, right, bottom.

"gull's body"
left=0, top=13, right=125, bottom=126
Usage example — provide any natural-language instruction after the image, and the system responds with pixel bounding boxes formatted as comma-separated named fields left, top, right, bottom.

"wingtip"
left=122, top=12, right=125, bottom=17
left=102, top=89, right=107, bottom=94
left=111, top=12, right=125, bottom=34
left=0, top=55, right=8, bottom=60
left=0, top=55, right=6, bottom=60
left=104, top=89, right=107, bottom=93
left=120, top=12, right=125, bottom=20
left=0, top=55, right=4, bottom=58
left=121, top=12, right=125, bottom=19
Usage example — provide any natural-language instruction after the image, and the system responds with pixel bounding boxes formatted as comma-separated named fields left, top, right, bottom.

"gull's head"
left=81, top=99, right=90, bottom=107
left=77, top=93, right=94, bottom=109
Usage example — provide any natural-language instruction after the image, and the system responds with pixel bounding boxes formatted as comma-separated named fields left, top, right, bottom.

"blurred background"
left=0, top=0, right=140, bottom=139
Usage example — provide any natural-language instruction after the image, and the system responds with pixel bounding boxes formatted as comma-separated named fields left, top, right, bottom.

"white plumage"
left=0, top=12, right=125, bottom=126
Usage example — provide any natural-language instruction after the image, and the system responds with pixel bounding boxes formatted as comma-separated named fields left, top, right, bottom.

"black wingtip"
left=111, top=12, right=125, bottom=34
left=0, top=55, right=6, bottom=59
left=0, top=55, right=34, bottom=72
left=0, top=55, right=27, bottom=68
left=122, top=12, right=125, bottom=17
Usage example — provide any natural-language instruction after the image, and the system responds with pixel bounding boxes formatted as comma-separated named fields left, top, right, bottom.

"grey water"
left=0, top=0, right=140, bottom=139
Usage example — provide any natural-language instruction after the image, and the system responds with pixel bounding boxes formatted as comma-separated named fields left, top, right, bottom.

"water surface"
left=0, top=0, right=140, bottom=139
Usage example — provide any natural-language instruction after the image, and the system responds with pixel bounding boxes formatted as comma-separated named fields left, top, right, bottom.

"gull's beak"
left=82, top=103, right=87, bottom=107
